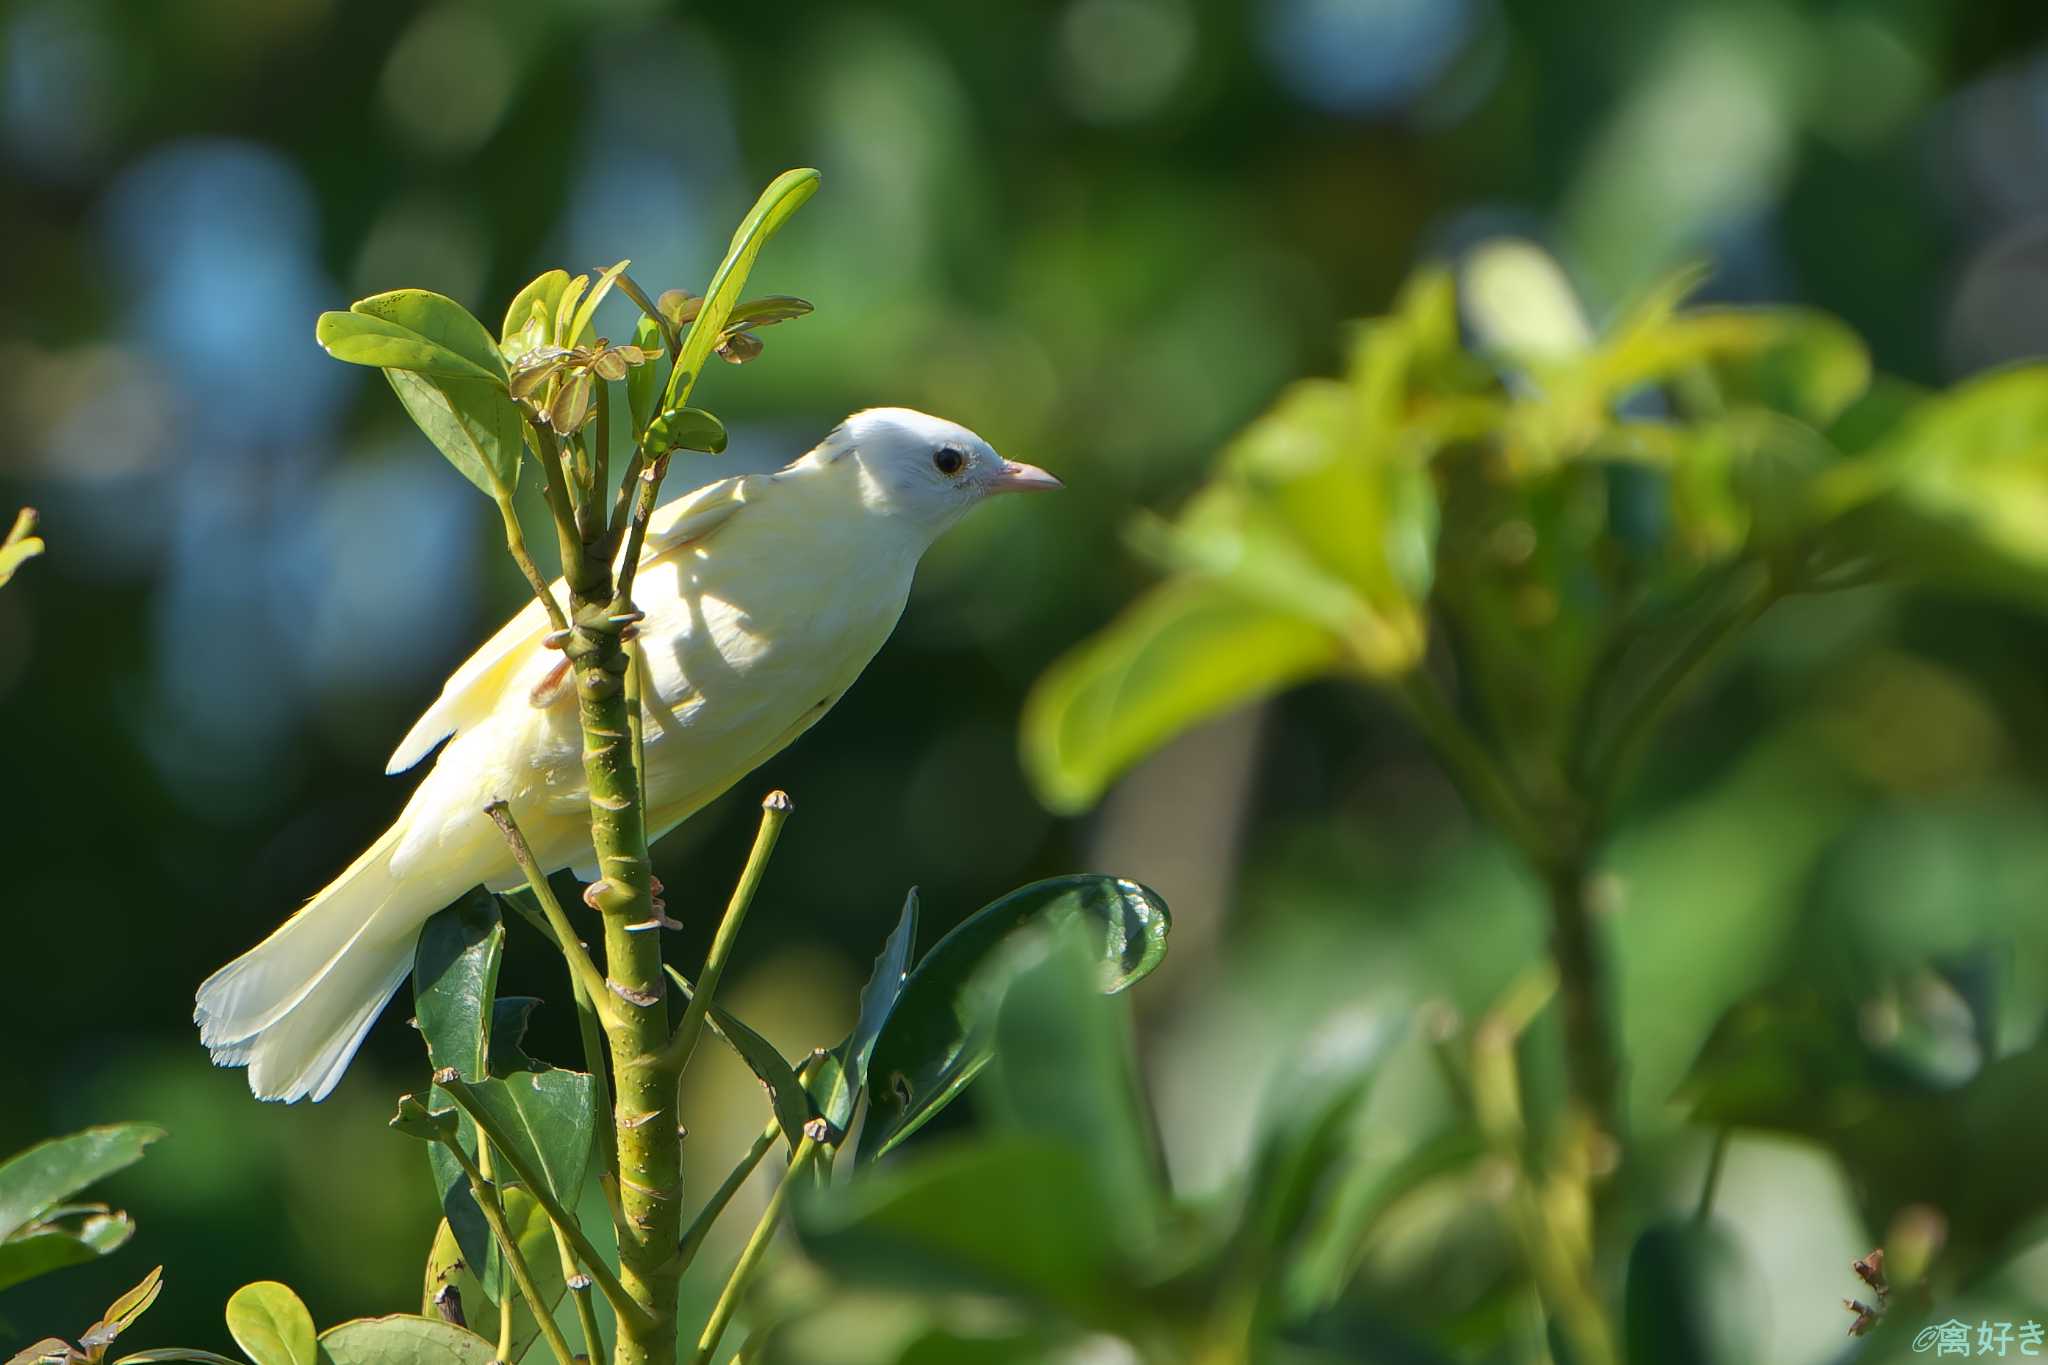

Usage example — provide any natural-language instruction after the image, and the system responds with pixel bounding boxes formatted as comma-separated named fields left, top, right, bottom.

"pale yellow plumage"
left=196, top=408, right=1059, bottom=1101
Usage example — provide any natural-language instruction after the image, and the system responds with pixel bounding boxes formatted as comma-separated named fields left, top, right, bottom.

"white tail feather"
left=196, top=826, right=450, bottom=1102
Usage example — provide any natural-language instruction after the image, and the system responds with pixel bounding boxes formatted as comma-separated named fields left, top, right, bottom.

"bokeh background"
left=5, top=0, right=2048, bottom=1355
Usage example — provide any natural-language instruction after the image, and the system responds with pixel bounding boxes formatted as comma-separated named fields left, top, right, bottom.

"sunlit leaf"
left=859, top=876, right=1171, bottom=1163
left=664, top=167, right=820, bottom=410
left=501, top=269, right=570, bottom=349
left=459, top=1070, right=598, bottom=1216
left=547, top=369, right=593, bottom=434
left=645, top=406, right=727, bottom=455
left=657, top=288, right=702, bottom=329
left=1021, top=576, right=1343, bottom=814
left=1821, top=365, right=2048, bottom=610
left=0, top=510, right=43, bottom=590
left=224, top=1282, right=317, bottom=1365
left=316, top=1316, right=495, bottom=1365
left=316, top=311, right=503, bottom=384
left=553, top=274, right=589, bottom=353
left=627, top=315, right=664, bottom=438
left=0, top=1124, right=163, bottom=1244
left=385, top=370, right=524, bottom=499
left=420, top=1197, right=561, bottom=1359
left=4, top=1339, right=75, bottom=1365
left=346, top=290, right=508, bottom=384
left=725, top=295, right=814, bottom=328
left=567, top=260, right=630, bottom=351
left=111, top=1353, right=243, bottom=1364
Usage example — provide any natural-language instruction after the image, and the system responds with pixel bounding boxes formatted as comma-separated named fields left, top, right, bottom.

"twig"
left=661, top=792, right=794, bottom=1076
left=434, top=1071, right=653, bottom=1336
left=690, top=1125, right=827, bottom=1365
left=553, top=1218, right=607, bottom=1365
left=436, top=1131, right=578, bottom=1365
left=678, top=1118, right=781, bottom=1273
left=494, top=497, right=569, bottom=637
left=609, top=452, right=671, bottom=616
left=485, top=802, right=615, bottom=1027
left=589, top=381, right=611, bottom=543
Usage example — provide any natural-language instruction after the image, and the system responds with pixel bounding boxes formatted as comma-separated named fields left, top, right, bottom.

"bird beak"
left=990, top=459, right=1063, bottom=493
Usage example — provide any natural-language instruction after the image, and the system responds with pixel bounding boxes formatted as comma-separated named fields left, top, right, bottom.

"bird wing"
left=384, top=474, right=758, bottom=774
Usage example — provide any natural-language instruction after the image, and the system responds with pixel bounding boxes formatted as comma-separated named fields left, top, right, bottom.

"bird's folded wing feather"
left=384, top=473, right=758, bottom=774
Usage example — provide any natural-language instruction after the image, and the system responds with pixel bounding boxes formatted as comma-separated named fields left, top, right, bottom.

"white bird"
left=196, top=408, right=1060, bottom=1101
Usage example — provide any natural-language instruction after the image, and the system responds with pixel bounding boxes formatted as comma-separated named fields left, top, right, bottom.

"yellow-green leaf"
left=663, top=168, right=820, bottom=411
left=1022, top=577, right=1344, bottom=813
left=224, top=1282, right=316, bottom=1365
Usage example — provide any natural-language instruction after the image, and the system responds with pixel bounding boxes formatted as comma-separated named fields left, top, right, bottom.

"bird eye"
left=933, top=446, right=966, bottom=477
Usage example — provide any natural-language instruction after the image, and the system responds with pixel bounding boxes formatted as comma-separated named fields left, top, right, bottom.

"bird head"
left=822, top=407, right=1061, bottom=538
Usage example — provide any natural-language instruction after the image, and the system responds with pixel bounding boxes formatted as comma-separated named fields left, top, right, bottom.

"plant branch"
left=689, top=1125, right=827, bottom=1365
left=438, top=1130, right=579, bottom=1365
left=660, top=792, right=793, bottom=1076
left=591, top=383, right=612, bottom=540
left=494, top=496, right=569, bottom=637
left=1393, top=667, right=1551, bottom=865
left=434, top=1072, right=652, bottom=1336
left=677, top=1119, right=780, bottom=1274
left=609, top=453, right=672, bottom=616
left=486, top=801, right=615, bottom=1025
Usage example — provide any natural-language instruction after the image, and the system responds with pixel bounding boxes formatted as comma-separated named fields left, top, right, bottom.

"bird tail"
left=195, top=825, right=444, bottom=1103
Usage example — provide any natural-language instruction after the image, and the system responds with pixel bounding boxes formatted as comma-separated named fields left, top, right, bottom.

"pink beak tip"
left=996, top=460, right=1064, bottom=493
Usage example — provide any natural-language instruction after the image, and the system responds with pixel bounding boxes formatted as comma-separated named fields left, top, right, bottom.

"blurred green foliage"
left=6, top=0, right=2048, bottom=1359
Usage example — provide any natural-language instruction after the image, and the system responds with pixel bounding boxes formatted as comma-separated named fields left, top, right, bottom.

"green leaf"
left=0, top=510, right=42, bottom=590
left=112, top=1353, right=244, bottom=1364
left=224, top=1282, right=317, bottom=1365
left=0, top=1214, right=136, bottom=1293
left=347, top=290, right=507, bottom=383
left=460, top=1071, right=599, bottom=1214
left=566, top=259, right=629, bottom=350
left=804, top=891, right=922, bottom=1135
left=668, top=968, right=814, bottom=1147
left=486, top=996, right=545, bottom=1077
left=502, top=270, right=570, bottom=350
left=385, top=370, right=524, bottom=499
left=316, top=1316, right=495, bottom=1365
left=795, top=1138, right=1128, bottom=1329
left=644, top=405, right=727, bottom=455
left=627, top=315, right=663, bottom=437
left=1622, top=1219, right=1762, bottom=1365
left=413, top=891, right=505, bottom=1082
left=388, top=1094, right=459, bottom=1143
left=316, top=312, right=501, bottom=383
left=664, top=167, right=821, bottom=411
left=1821, top=365, right=2048, bottom=610
left=94, top=1265, right=164, bottom=1340
left=858, top=876, right=1171, bottom=1163
left=0, top=1124, right=163, bottom=1243
left=1021, top=576, right=1344, bottom=814
left=980, top=919, right=1166, bottom=1241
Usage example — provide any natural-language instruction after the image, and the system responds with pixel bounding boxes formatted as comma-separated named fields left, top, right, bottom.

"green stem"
left=591, top=384, right=612, bottom=540
left=1393, top=668, right=1551, bottom=865
left=486, top=802, right=616, bottom=1026
left=434, top=1072, right=652, bottom=1337
left=690, top=1128, right=826, bottom=1365
left=1545, top=851, right=1620, bottom=1137
left=661, top=794, right=792, bottom=1075
left=677, top=1118, right=780, bottom=1274
left=1582, top=562, right=1774, bottom=817
left=494, top=495, right=569, bottom=637
left=1693, top=1127, right=1731, bottom=1228
left=610, top=453, right=671, bottom=616
left=439, top=1132, right=579, bottom=1365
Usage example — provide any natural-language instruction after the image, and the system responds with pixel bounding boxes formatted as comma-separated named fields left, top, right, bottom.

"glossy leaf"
left=316, top=312, right=501, bottom=384
left=0, top=510, right=42, bottom=590
left=796, top=1138, right=1128, bottom=1329
left=725, top=295, right=814, bottom=329
left=0, top=1124, right=163, bottom=1243
left=980, top=920, right=1166, bottom=1240
left=501, top=269, right=570, bottom=350
left=566, top=259, right=629, bottom=351
left=91, top=1264, right=164, bottom=1343
left=805, top=890, right=922, bottom=1135
left=644, top=405, right=727, bottom=455
left=858, top=876, right=1171, bottom=1163
left=486, top=996, right=544, bottom=1077
left=1021, top=575, right=1343, bottom=814
left=384, top=370, right=524, bottom=499
left=111, top=1353, right=243, bottom=1364
left=316, top=1316, right=495, bottom=1365
left=627, top=314, right=663, bottom=436
left=224, top=1282, right=317, bottom=1365
left=663, top=167, right=820, bottom=411
left=348, top=290, right=507, bottom=382
left=413, top=891, right=505, bottom=1083
left=460, top=1070, right=598, bottom=1214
